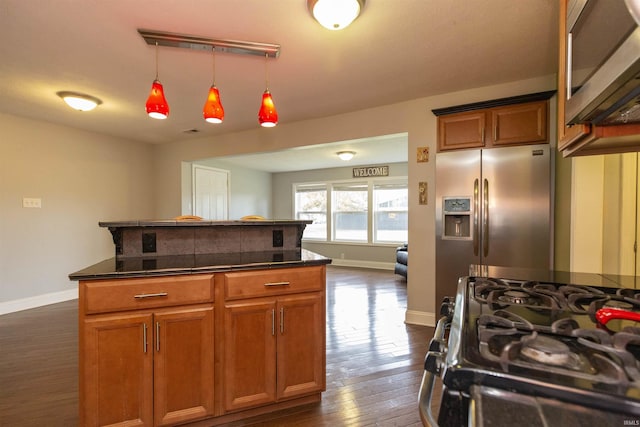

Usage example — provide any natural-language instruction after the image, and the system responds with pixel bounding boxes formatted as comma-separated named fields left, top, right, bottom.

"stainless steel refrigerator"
left=435, top=144, right=552, bottom=304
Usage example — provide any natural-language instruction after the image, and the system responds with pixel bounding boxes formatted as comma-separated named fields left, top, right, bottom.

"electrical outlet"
left=23, top=197, right=42, bottom=208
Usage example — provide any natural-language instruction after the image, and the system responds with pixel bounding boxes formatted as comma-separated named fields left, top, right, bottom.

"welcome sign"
left=352, top=165, right=389, bottom=178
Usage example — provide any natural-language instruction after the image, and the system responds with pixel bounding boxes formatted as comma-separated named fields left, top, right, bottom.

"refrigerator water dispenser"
left=442, top=197, right=471, bottom=239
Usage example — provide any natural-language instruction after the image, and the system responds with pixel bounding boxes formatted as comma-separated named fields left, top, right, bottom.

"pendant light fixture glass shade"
left=258, top=90, right=278, bottom=127
left=258, top=53, right=278, bottom=127
left=203, top=47, right=224, bottom=123
left=203, top=85, right=224, bottom=123
left=146, top=42, right=169, bottom=119
left=146, top=80, right=169, bottom=119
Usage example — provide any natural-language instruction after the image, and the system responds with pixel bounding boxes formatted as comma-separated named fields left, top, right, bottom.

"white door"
left=192, top=165, right=229, bottom=220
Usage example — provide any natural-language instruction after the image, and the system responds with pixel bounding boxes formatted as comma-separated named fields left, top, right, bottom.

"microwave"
left=565, top=0, right=640, bottom=126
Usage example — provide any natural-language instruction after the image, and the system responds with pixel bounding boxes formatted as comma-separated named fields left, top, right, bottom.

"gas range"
left=419, top=275, right=640, bottom=426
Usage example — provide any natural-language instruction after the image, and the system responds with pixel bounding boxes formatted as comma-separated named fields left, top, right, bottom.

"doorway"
left=192, top=164, right=229, bottom=220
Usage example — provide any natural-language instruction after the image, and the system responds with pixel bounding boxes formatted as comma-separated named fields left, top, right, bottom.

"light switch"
left=23, top=197, right=42, bottom=208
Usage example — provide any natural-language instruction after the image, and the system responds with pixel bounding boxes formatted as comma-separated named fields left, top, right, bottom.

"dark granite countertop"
left=99, top=219, right=313, bottom=227
left=469, top=264, right=640, bottom=289
left=69, top=249, right=331, bottom=281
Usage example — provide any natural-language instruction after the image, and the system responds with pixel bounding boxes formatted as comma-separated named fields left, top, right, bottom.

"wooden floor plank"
left=0, top=266, right=436, bottom=426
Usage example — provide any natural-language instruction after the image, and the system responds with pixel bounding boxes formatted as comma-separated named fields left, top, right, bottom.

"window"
left=294, top=178, right=407, bottom=245
left=373, top=183, right=408, bottom=243
left=333, top=183, right=368, bottom=242
left=294, top=183, right=327, bottom=240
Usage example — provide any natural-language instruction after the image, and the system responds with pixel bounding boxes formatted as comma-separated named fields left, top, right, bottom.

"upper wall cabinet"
left=433, top=92, right=553, bottom=152
left=557, top=0, right=640, bottom=157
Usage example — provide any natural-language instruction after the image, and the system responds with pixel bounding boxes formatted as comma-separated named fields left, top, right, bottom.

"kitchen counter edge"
left=69, top=250, right=332, bottom=281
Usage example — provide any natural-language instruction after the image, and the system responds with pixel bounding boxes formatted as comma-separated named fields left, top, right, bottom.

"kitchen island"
left=70, top=219, right=331, bottom=427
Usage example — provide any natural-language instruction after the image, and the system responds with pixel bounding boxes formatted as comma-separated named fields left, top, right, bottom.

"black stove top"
left=432, top=276, right=640, bottom=426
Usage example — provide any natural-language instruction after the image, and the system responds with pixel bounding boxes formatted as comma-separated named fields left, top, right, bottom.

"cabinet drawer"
left=224, top=266, right=324, bottom=300
left=82, top=274, right=214, bottom=314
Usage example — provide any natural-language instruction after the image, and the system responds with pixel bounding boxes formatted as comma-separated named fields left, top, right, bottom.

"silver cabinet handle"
left=156, top=322, right=160, bottom=352
left=271, top=309, right=275, bottom=336
left=473, top=179, right=479, bottom=256
left=280, top=307, right=284, bottom=334
left=264, top=282, right=290, bottom=287
left=483, top=178, right=489, bottom=257
left=143, top=323, right=148, bottom=354
left=134, top=292, right=168, bottom=299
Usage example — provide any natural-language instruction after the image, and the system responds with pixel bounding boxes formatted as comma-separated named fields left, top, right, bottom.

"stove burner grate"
left=474, top=279, right=563, bottom=311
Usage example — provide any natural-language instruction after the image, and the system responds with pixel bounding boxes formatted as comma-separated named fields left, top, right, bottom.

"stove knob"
left=439, top=296, right=455, bottom=318
left=428, top=338, right=442, bottom=353
left=424, top=350, right=444, bottom=375
left=424, top=337, right=446, bottom=374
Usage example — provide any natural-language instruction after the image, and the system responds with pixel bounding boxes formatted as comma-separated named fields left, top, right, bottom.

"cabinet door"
left=438, top=111, right=486, bottom=151
left=276, top=293, right=325, bottom=400
left=223, top=300, right=277, bottom=412
left=491, top=101, right=548, bottom=146
left=82, top=313, right=153, bottom=427
left=154, top=306, right=214, bottom=426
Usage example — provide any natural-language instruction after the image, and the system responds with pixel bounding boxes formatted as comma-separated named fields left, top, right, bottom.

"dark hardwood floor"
left=0, top=266, right=435, bottom=427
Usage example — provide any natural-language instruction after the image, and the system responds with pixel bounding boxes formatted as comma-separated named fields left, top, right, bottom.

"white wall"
left=153, top=75, right=556, bottom=326
left=0, top=113, right=155, bottom=313
left=571, top=153, right=639, bottom=275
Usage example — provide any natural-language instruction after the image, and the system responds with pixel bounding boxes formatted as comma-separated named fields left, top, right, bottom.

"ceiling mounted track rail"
left=138, top=29, right=281, bottom=58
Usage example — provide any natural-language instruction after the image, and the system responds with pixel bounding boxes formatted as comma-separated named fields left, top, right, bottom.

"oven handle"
left=418, top=314, right=450, bottom=427
left=596, top=308, right=640, bottom=325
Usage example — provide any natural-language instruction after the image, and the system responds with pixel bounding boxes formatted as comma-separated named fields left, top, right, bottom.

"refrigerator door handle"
left=473, top=178, right=479, bottom=256
left=483, top=178, right=489, bottom=257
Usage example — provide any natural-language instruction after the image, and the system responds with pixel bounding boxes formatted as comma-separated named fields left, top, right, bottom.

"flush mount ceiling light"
left=337, top=151, right=356, bottom=161
left=57, top=91, right=102, bottom=111
left=308, top=0, right=365, bottom=30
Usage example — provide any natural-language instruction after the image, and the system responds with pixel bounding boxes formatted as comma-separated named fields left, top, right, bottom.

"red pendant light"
left=258, top=53, right=278, bottom=127
left=146, top=80, right=169, bottom=119
left=258, top=90, right=278, bottom=127
left=203, top=86, right=224, bottom=123
left=146, top=42, right=169, bottom=119
left=203, top=47, right=224, bottom=123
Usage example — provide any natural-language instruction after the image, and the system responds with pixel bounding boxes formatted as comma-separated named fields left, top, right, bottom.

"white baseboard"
left=405, top=309, right=436, bottom=327
left=329, top=259, right=395, bottom=270
left=0, top=288, right=78, bottom=316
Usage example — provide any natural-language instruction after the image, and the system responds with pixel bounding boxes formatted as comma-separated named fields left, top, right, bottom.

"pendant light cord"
left=212, top=46, right=217, bottom=85
left=154, top=41, right=159, bottom=80
left=264, top=52, right=269, bottom=90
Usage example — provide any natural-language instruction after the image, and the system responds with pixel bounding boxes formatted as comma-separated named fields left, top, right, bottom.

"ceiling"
left=215, top=132, right=408, bottom=173
left=0, top=1, right=558, bottom=170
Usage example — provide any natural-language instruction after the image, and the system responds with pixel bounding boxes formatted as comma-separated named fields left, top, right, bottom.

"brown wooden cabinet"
left=438, top=111, right=486, bottom=151
left=83, top=312, right=153, bottom=426
left=77, top=265, right=327, bottom=426
left=221, top=266, right=326, bottom=413
left=79, top=274, right=215, bottom=427
left=437, top=100, right=548, bottom=152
